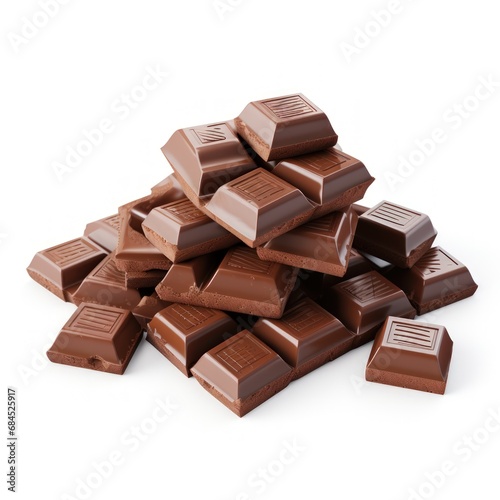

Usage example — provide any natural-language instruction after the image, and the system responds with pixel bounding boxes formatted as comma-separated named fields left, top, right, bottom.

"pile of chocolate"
left=28, top=94, right=477, bottom=416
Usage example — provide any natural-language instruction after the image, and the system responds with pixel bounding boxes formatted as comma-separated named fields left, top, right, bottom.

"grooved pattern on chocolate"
left=167, top=303, right=216, bottom=330
left=369, top=202, right=419, bottom=227
left=342, top=273, right=394, bottom=303
left=46, top=239, right=98, bottom=266
left=67, top=305, right=123, bottom=336
left=232, top=171, right=285, bottom=202
left=226, top=247, right=273, bottom=273
left=162, top=199, right=206, bottom=222
left=262, top=95, right=315, bottom=118
left=387, top=321, right=438, bottom=350
left=192, top=124, right=227, bottom=144
left=215, top=335, right=269, bottom=373
left=414, top=247, right=458, bottom=275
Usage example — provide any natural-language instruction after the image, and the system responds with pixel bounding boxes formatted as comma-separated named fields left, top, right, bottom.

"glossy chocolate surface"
left=235, top=94, right=338, bottom=161
left=47, top=303, right=143, bottom=374
left=142, top=198, right=238, bottom=262
left=354, top=200, right=437, bottom=268
left=115, top=175, right=184, bottom=272
left=321, top=270, right=416, bottom=346
left=27, top=237, right=108, bottom=301
left=272, top=148, right=374, bottom=215
left=162, top=121, right=257, bottom=197
left=191, top=330, right=292, bottom=416
left=387, top=246, right=478, bottom=314
left=366, top=316, right=453, bottom=394
left=84, top=214, right=121, bottom=252
left=147, top=303, right=237, bottom=376
left=72, top=254, right=141, bottom=309
left=155, top=246, right=298, bottom=318
left=257, top=207, right=358, bottom=276
left=252, top=297, right=354, bottom=379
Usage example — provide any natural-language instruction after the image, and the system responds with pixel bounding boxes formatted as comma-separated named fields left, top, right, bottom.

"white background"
left=1, top=1, right=499, bottom=499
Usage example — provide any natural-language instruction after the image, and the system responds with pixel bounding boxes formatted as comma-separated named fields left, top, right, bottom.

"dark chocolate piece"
left=191, top=330, right=293, bottom=416
left=47, top=303, right=143, bottom=374
left=155, top=246, right=298, bottom=318
left=132, top=292, right=171, bottom=330
left=272, top=148, right=374, bottom=218
left=387, top=246, right=478, bottom=314
left=354, top=201, right=437, bottom=268
left=365, top=316, right=453, bottom=394
left=256, top=207, right=358, bottom=276
left=72, top=254, right=141, bottom=309
left=162, top=121, right=257, bottom=197
left=115, top=175, right=184, bottom=272
left=252, top=297, right=354, bottom=379
left=321, top=270, right=416, bottom=346
left=146, top=303, right=238, bottom=376
left=235, top=94, right=338, bottom=161
left=84, top=214, right=121, bottom=252
left=142, top=198, right=238, bottom=262
left=27, top=237, right=108, bottom=302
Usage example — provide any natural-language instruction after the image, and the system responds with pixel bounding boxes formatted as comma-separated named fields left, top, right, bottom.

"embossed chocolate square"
left=162, top=121, right=257, bottom=197
left=256, top=206, right=358, bottom=276
left=205, top=168, right=314, bottom=247
left=191, top=330, right=293, bottom=416
left=365, top=316, right=453, bottom=394
left=27, top=237, right=108, bottom=302
left=146, top=303, right=237, bottom=377
left=354, top=201, right=437, bottom=268
left=252, top=297, right=355, bottom=379
left=142, top=198, right=238, bottom=263
left=155, top=246, right=299, bottom=319
left=235, top=94, right=338, bottom=161
left=71, top=254, right=141, bottom=309
left=272, top=148, right=374, bottom=216
left=321, top=270, right=416, bottom=346
left=84, top=213, right=121, bottom=252
left=47, top=303, right=143, bottom=374
left=387, top=246, right=478, bottom=314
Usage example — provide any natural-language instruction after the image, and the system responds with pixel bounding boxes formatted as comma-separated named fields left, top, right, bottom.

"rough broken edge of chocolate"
left=46, top=331, right=143, bottom=375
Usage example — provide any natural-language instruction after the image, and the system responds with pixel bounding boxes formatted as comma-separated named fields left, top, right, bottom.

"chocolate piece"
left=321, top=271, right=416, bottom=346
left=387, top=246, right=478, bottom=314
left=155, top=246, right=298, bottom=318
left=235, top=94, right=338, bottom=161
left=257, top=207, right=358, bottom=276
left=115, top=175, right=185, bottom=272
left=132, top=292, right=171, bottom=330
left=72, top=254, right=141, bottom=309
left=272, top=148, right=374, bottom=217
left=365, top=316, right=453, bottom=394
left=162, top=121, right=257, bottom=197
left=252, top=298, right=354, bottom=379
left=125, top=269, right=166, bottom=289
left=47, top=303, right=143, bottom=374
left=354, top=201, right=437, bottom=268
left=191, top=330, right=293, bottom=416
left=84, top=214, right=121, bottom=252
left=27, top=237, right=108, bottom=301
left=163, top=101, right=373, bottom=248
left=204, top=168, right=315, bottom=247
left=146, top=304, right=238, bottom=376
left=296, top=248, right=374, bottom=301
left=142, top=198, right=238, bottom=262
